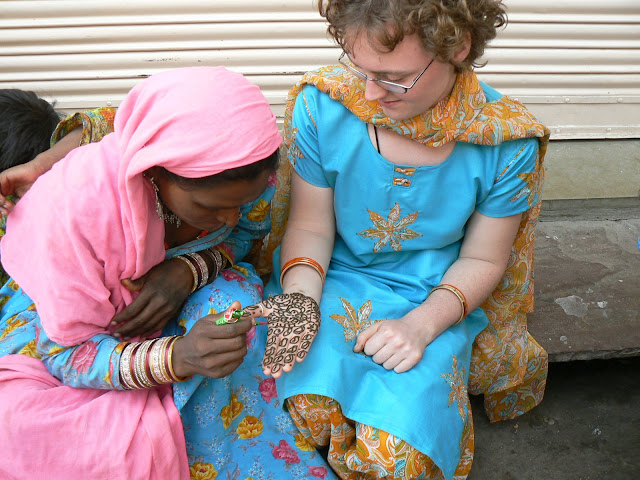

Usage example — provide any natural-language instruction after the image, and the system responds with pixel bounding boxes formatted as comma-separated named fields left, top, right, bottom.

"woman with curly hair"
left=258, top=1, right=550, bottom=478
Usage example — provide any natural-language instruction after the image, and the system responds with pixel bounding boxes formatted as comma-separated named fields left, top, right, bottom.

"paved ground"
left=465, top=201, right=640, bottom=479
left=469, top=356, right=640, bottom=480
left=528, top=201, right=640, bottom=361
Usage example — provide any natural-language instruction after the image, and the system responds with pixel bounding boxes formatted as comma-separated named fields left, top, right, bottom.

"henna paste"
left=258, top=293, right=321, bottom=375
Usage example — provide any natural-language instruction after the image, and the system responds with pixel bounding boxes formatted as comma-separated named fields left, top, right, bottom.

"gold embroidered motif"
left=288, top=128, right=305, bottom=166
left=330, top=297, right=377, bottom=341
left=246, top=199, right=271, bottom=222
left=441, top=356, right=469, bottom=422
left=515, top=169, right=541, bottom=206
left=358, top=203, right=422, bottom=252
left=392, top=178, right=412, bottom=187
left=394, top=167, right=416, bottom=175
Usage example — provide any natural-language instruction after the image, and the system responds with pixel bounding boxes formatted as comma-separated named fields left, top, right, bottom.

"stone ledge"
left=528, top=202, right=640, bottom=362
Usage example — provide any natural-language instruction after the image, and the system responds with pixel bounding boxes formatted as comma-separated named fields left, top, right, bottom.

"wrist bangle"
left=428, top=284, right=468, bottom=325
left=201, top=248, right=220, bottom=282
left=166, top=336, right=189, bottom=383
left=213, top=245, right=233, bottom=267
left=185, top=252, right=208, bottom=289
left=175, top=255, right=198, bottom=293
left=280, top=256, right=326, bottom=288
left=119, top=342, right=137, bottom=389
left=149, top=336, right=174, bottom=384
left=134, top=339, right=156, bottom=388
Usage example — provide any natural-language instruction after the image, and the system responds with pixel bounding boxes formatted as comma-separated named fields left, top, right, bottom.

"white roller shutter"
left=1, top=0, right=638, bottom=140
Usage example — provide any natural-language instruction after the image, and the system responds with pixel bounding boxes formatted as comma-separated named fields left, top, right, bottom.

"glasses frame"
left=338, top=52, right=435, bottom=94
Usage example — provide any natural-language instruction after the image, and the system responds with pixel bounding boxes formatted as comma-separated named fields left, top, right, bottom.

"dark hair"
left=0, top=89, right=62, bottom=171
left=161, top=147, right=280, bottom=190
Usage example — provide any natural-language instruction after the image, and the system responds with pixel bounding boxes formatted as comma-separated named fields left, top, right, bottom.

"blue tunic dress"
left=266, top=83, right=539, bottom=480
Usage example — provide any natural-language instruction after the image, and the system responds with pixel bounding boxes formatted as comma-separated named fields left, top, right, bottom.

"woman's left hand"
left=353, top=317, right=432, bottom=373
left=245, top=293, right=321, bottom=378
left=111, top=257, right=193, bottom=340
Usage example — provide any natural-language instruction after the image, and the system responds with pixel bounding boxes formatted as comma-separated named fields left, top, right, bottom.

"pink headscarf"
left=2, top=66, right=282, bottom=345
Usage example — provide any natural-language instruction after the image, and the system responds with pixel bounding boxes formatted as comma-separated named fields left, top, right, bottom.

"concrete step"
left=528, top=200, right=640, bottom=362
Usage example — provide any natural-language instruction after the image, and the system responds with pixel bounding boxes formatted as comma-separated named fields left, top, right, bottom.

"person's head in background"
left=0, top=89, right=61, bottom=172
left=318, top=0, right=506, bottom=120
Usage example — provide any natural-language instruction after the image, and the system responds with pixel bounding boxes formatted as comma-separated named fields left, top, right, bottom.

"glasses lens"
left=378, top=82, right=406, bottom=94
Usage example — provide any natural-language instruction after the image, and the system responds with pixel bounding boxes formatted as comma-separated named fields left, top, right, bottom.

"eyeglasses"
left=338, top=52, right=435, bottom=94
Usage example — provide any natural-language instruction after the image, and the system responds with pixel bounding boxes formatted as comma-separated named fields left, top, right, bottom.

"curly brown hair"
left=317, top=0, right=507, bottom=71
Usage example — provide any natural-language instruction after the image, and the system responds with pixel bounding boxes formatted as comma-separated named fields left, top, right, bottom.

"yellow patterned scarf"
left=255, top=66, right=550, bottom=421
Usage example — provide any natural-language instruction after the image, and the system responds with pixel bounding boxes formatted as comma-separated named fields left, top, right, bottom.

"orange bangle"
left=428, top=283, right=468, bottom=325
left=280, top=256, right=325, bottom=288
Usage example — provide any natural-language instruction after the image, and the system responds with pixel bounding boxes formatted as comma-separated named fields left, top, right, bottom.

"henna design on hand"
left=259, top=293, right=320, bottom=375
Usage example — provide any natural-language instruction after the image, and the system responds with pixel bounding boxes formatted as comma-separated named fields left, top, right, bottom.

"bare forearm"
left=279, top=225, right=334, bottom=303
left=36, top=128, right=83, bottom=172
left=407, top=256, right=509, bottom=341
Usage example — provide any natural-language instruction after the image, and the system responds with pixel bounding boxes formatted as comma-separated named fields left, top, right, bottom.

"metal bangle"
left=186, top=252, right=209, bottom=289
left=166, top=336, right=189, bottom=383
left=134, top=339, right=157, bottom=388
left=119, top=342, right=138, bottom=390
left=428, top=284, right=468, bottom=325
left=149, top=336, right=173, bottom=384
left=175, top=255, right=199, bottom=293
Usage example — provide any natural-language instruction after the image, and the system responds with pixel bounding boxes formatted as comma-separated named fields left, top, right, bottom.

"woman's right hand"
left=171, top=301, right=253, bottom=379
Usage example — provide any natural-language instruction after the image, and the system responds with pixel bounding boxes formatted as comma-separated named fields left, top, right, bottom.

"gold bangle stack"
left=119, top=335, right=188, bottom=389
left=428, top=283, right=469, bottom=325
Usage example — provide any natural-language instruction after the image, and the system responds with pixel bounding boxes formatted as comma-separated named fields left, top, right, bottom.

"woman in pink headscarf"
left=0, top=67, right=333, bottom=480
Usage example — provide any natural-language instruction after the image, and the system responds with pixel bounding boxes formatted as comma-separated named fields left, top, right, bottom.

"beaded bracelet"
left=428, top=284, right=469, bottom=325
left=280, top=256, right=326, bottom=288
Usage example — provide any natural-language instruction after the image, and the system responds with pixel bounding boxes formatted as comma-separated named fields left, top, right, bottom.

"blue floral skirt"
left=0, top=263, right=336, bottom=480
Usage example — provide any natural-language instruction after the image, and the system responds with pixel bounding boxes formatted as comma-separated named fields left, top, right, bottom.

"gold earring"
left=146, top=175, right=182, bottom=228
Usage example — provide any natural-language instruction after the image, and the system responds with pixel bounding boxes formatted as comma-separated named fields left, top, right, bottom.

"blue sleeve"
left=477, top=138, right=541, bottom=217
left=219, top=182, right=276, bottom=262
left=36, top=315, right=126, bottom=390
left=289, top=86, right=331, bottom=188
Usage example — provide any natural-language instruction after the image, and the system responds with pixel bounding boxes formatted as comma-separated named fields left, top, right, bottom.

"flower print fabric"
left=164, top=266, right=337, bottom=479
left=0, top=265, right=337, bottom=479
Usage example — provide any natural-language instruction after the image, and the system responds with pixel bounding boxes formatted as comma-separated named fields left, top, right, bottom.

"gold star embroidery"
left=358, top=203, right=422, bottom=253
left=514, top=169, right=541, bottom=206
left=288, top=128, right=305, bottom=166
left=441, top=355, right=469, bottom=422
left=330, top=297, right=377, bottom=341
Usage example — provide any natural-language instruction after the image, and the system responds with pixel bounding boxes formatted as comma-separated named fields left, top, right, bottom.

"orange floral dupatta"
left=255, top=66, right=550, bottom=422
